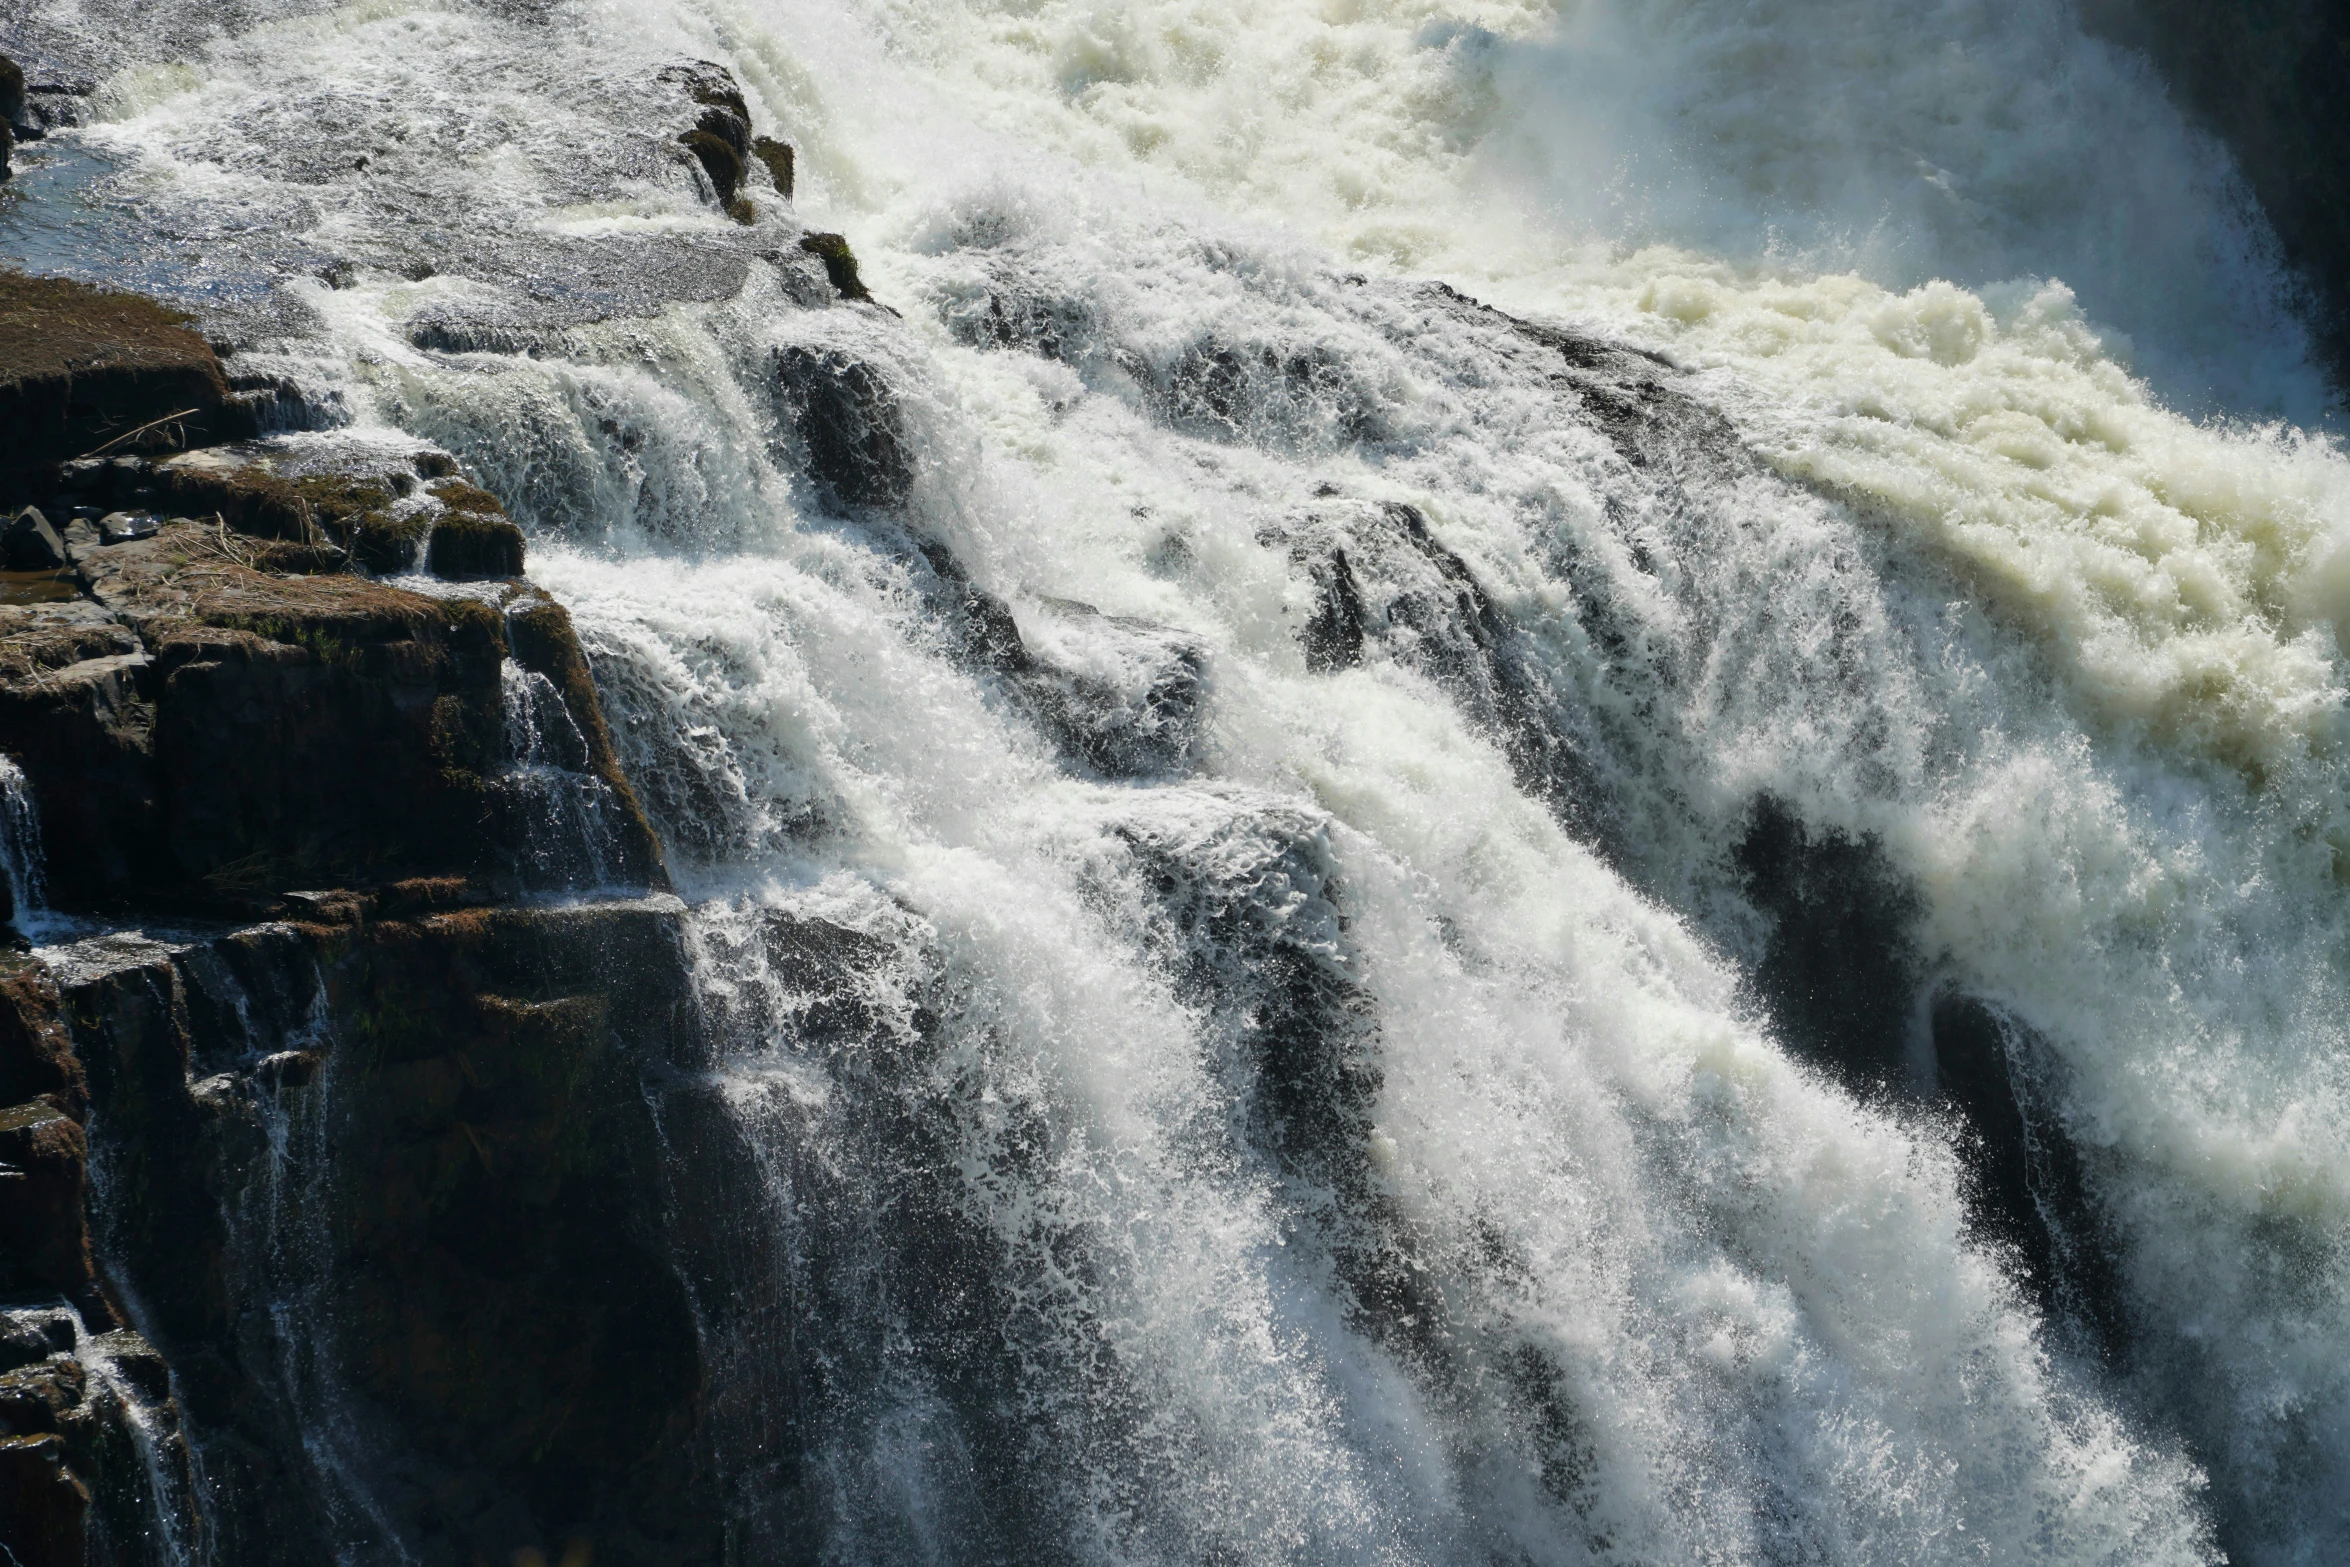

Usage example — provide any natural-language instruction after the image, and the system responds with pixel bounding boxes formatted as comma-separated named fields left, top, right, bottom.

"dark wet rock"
left=38, top=899, right=720, bottom=1566
left=0, top=1101, right=105, bottom=1324
left=505, top=596, right=666, bottom=891
left=942, top=268, right=1099, bottom=364
left=0, top=271, right=237, bottom=474
left=1931, top=993, right=2128, bottom=1354
left=799, top=232, right=876, bottom=304
left=0, top=958, right=85, bottom=1118
left=773, top=343, right=914, bottom=508
left=425, top=478, right=526, bottom=578
left=1, top=120, right=14, bottom=183
left=753, top=135, right=794, bottom=199
left=0, top=1294, right=198, bottom=1566
left=680, top=126, right=747, bottom=207
left=1117, top=805, right=1447, bottom=1376
left=1732, top=795, right=1922, bottom=1092
left=0, top=1432, right=86, bottom=1567
left=0, top=1317, right=55, bottom=1375
left=662, top=61, right=754, bottom=212
left=97, top=512, right=161, bottom=546
left=0, top=57, right=24, bottom=128
left=1018, top=598, right=1208, bottom=778
left=4, top=507, right=65, bottom=571
left=1267, top=495, right=1609, bottom=835
left=0, top=503, right=660, bottom=908
left=2080, top=1, right=2350, bottom=387
left=0, top=602, right=160, bottom=911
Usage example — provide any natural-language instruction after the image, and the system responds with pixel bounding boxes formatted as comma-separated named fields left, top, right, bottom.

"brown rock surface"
left=0, top=271, right=233, bottom=474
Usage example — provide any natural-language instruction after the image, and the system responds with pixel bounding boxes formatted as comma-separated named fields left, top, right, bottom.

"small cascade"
left=496, top=654, right=627, bottom=893
left=0, top=754, right=49, bottom=934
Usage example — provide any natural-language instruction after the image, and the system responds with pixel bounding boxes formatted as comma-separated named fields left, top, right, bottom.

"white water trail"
left=13, top=0, right=2350, bottom=1560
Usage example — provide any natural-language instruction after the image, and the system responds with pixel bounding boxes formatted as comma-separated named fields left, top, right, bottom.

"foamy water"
left=9, top=0, right=2350, bottom=1559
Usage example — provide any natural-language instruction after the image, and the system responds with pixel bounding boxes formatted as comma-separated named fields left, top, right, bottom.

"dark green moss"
left=798, top=231, right=873, bottom=302
left=752, top=136, right=794, bottom=199
left=679, top=128, right=744, bottom=206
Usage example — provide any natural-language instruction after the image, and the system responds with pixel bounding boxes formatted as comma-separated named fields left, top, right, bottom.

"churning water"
left=9, top=0, right=2350, bottom=1561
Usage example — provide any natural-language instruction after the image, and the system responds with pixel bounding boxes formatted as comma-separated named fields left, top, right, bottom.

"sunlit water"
left=7, top=0, right=2350, bottom=1560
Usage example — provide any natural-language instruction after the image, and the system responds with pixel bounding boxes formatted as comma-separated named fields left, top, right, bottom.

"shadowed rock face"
left=0, top=453, right=664, bottom=912
left=0, top=261, right=690, bottom=1563
left=2078, top=1, right=2350, bottom=391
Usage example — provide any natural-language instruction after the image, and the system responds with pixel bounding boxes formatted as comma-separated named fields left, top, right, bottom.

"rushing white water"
left=10, top=0, right=2350, bottom=1561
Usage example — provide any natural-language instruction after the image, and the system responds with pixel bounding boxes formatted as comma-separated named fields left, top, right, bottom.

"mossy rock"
left=798, top=232, right=872, bottom=302
left=752, top=136, right=794, bottom=199
left=350, top=511, right=427, bottom=575
left=1, top=271, right=232, bottom=472
left=426, top=513, right=523, bottom=581
left=679, top=127, right=744, bottom=207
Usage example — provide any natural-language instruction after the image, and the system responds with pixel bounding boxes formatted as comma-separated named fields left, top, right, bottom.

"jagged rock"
left=662, top=62, right=754, bottom=212
left=0, top=601, right=159, bottom=909
left=0, top=1304, right=196, bottom=1567
left=0, top=510, right=661, bottom=906
left=4, top=506, right=66, bottom=571
left=1265, top=495, right=1605, bottom=828
left=0, top=272, right=235, bottom=473
left=0, top=957, right=84, bottom=1116
left=42, top=899, right=718, bottom=1565
left=0, top=1318, right=55, bottom=1375
left=752, top=135, right=794, bottom=199
left=773, top=343, right=913, bottom=508
left=681, top=126, right=746, bottom=207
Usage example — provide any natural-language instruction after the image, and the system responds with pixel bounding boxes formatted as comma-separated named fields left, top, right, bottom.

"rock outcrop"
left=0, top=273, right=693, bottom=1566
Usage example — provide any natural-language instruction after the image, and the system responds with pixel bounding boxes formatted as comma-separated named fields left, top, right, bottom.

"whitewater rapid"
left=10, top=0, right=2350, bottom=1561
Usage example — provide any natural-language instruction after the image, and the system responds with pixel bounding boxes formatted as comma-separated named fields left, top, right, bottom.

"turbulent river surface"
left=9, top=1, right=2350, bottom=1563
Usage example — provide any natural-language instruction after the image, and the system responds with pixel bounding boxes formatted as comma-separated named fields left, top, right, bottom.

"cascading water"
left=7, top=0, right=2350, bottom=1562
left=0, top=754, right=48, bottom=935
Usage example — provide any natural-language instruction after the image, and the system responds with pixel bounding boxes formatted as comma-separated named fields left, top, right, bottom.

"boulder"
left=0, top=271, right=234, bottom=474
left=0, top=56, right=24, bottom=127
left=4, top=506, right=65, bottom=571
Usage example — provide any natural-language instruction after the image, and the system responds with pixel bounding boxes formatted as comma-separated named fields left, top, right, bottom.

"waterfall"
left=0, top=755, right=49, bottom=933
left=7, top=0, right=2350, bottom=1561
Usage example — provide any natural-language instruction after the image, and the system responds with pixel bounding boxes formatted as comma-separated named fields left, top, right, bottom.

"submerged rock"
left=773, top=343, right=914, bottom=508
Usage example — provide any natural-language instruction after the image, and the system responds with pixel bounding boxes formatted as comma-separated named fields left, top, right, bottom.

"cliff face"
left=2077, top=0, right=2350, bottom=390
left=0, top=270, right=750, bottom=1567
